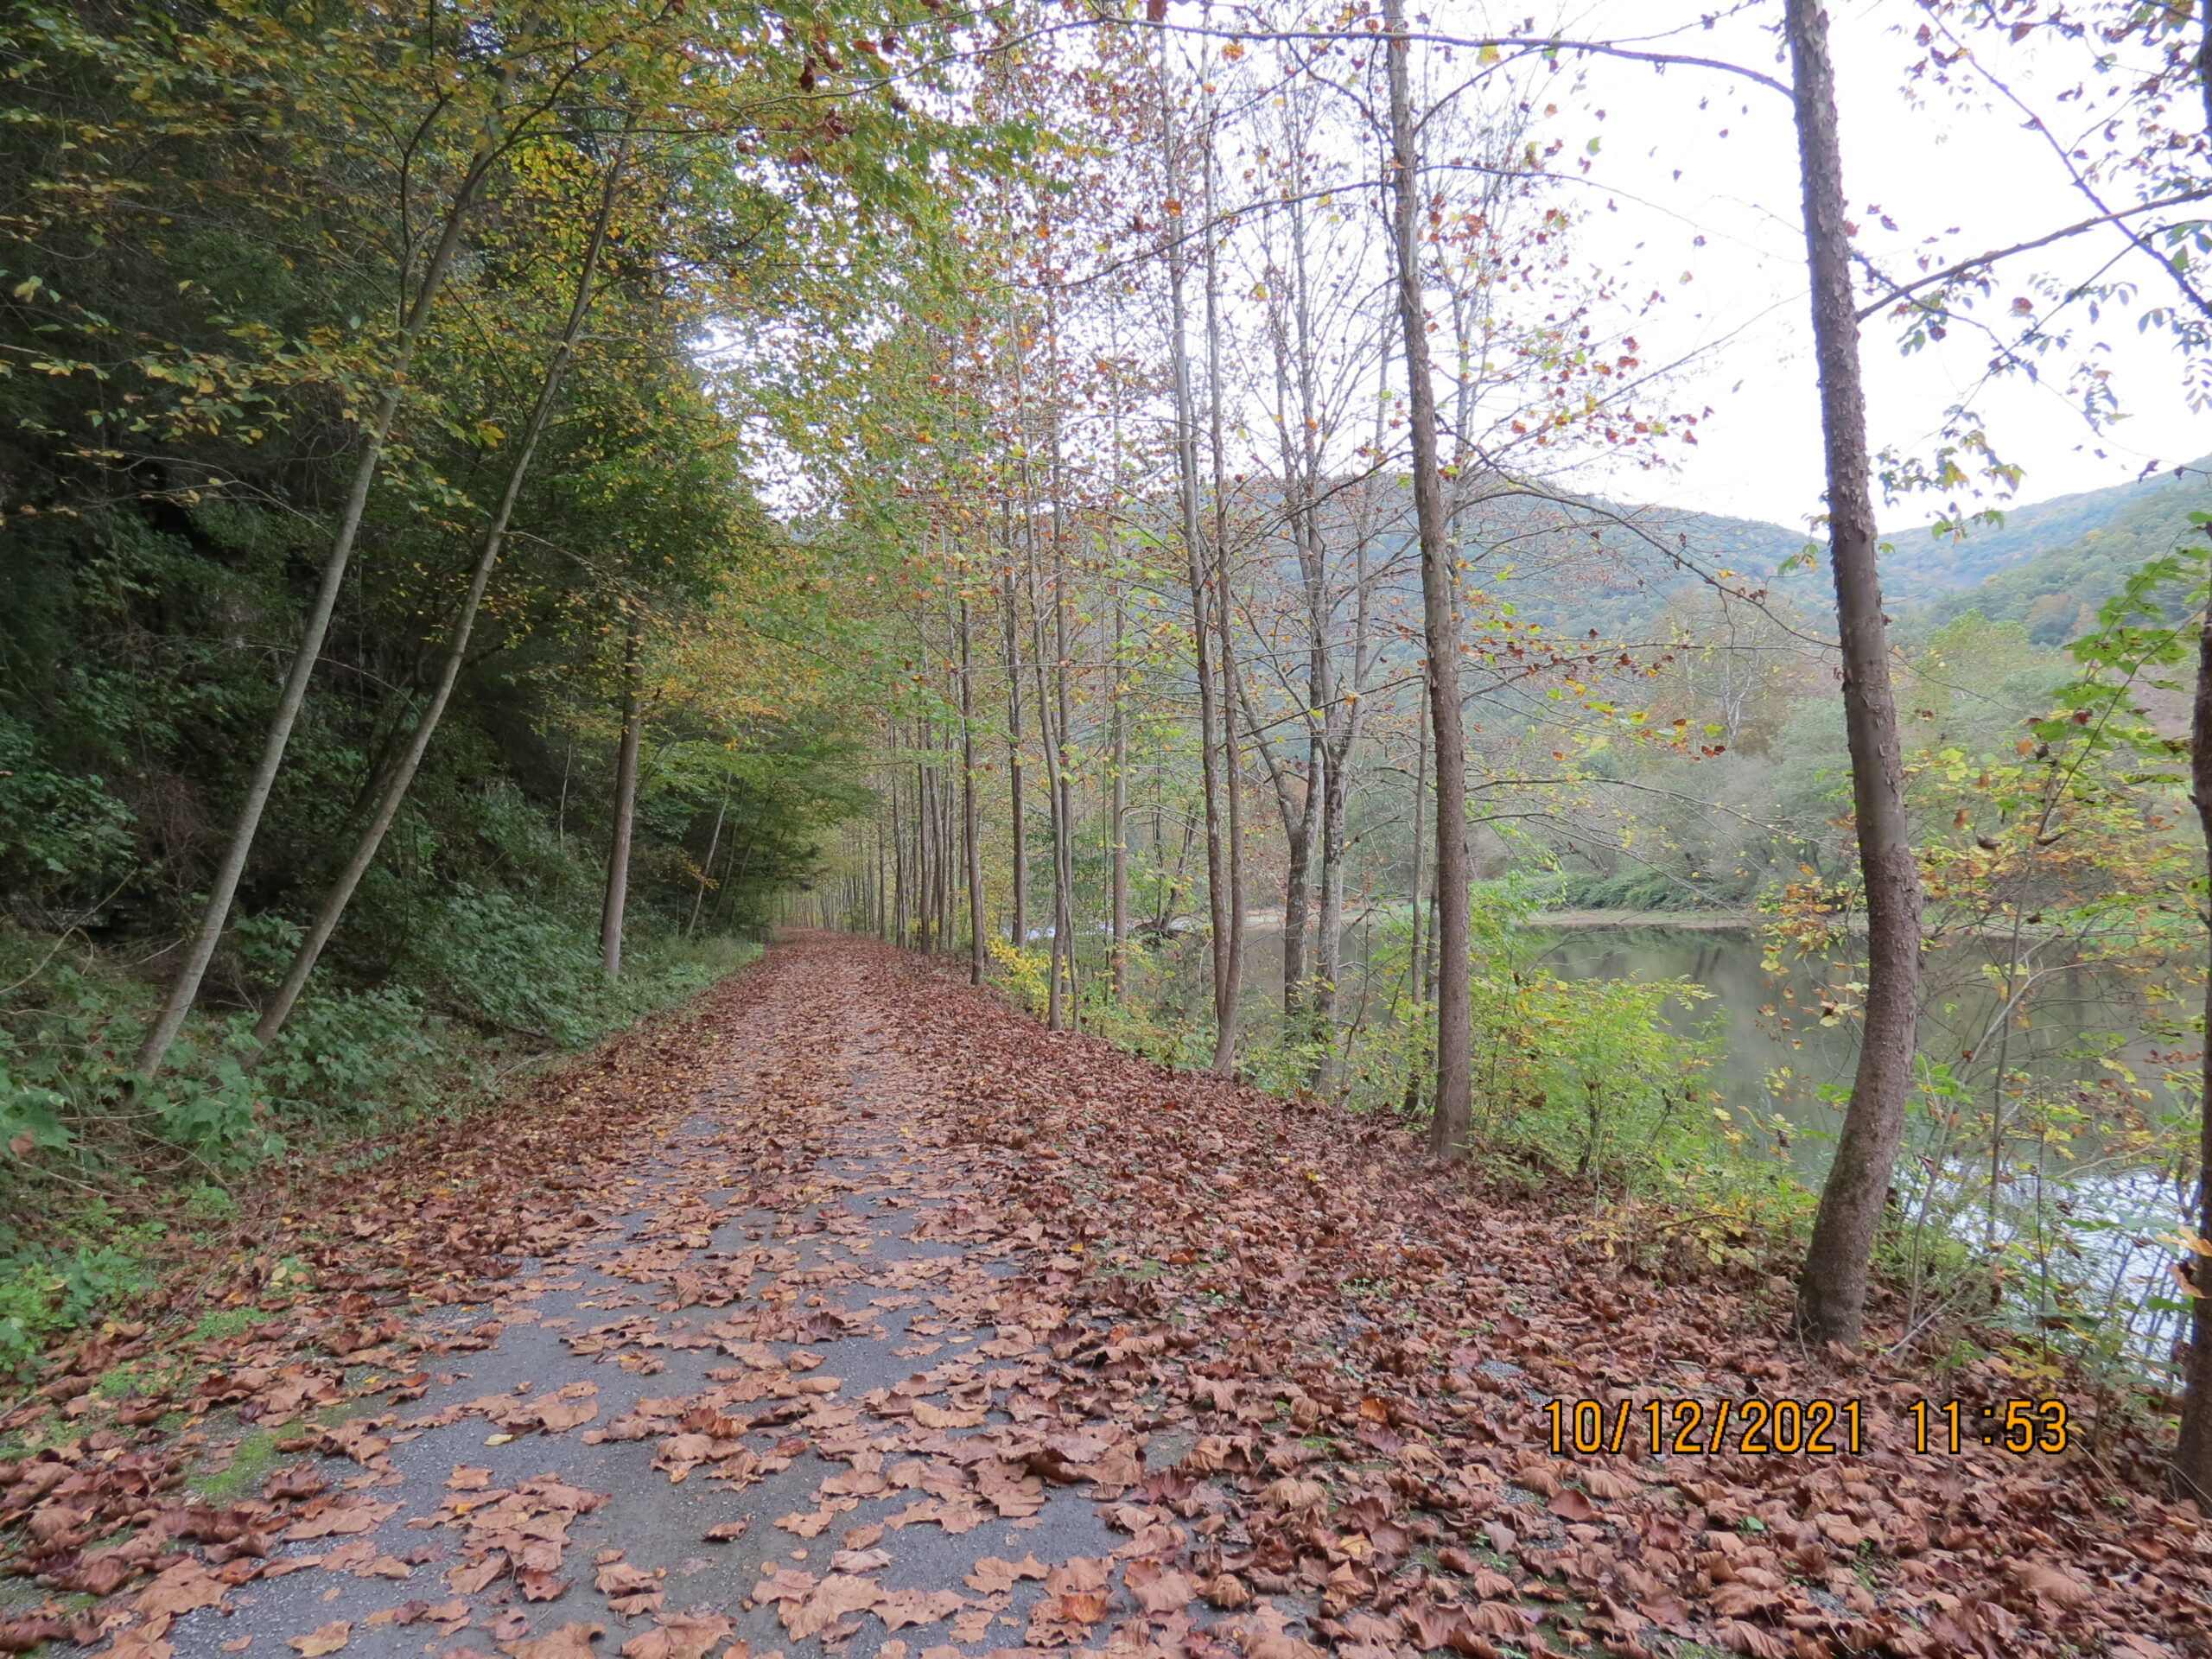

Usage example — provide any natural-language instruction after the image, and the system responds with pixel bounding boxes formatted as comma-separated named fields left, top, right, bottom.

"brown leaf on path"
left=1713, top=1620, right=1789, bottom=1659
left=538, top=1397, right=598, bottom=1433
left=830, top=1548, right=893, bottom=1573
left=1581, top=1467, right=1637, bottom=1501
left=781, top=1574, right=882, bottom=1640
left=288, top=1622, right=351, bottom=1656
left=138, top=1560, right=229, bottom=1618
left=499, top=1622, right=606, bottom=1659
left=909, top=1401, right=987, bottom=1429
left=874, top=1590, right=965, bottom=1630
left=947, top=1608, right=995, bottom=1645
left=703, top=1520, right=749, bottom=1541
left=619, top=1612, right=733, bottom=1659
left=1126, top=1564, right=1197, bottom=1614
left=321, top=1540, right=378, bottom=1573
left=1043, top=1558, right=1107, bottom=1596
left=839, top=1523, right=882, bottom=1549
left=2009, top=1560, right=2094, bottom=1606
left=1201, top=1574, right=1251, bottom=1610
left=963, top=1555, right=1048, bottom=1594
left=1240, top=1637, right=1326, bottom=1659
left=221, top=1641, right=252, bottom=1654
left=286, top=1500, right=401, bottom=1541
left=596, top=1563, right=661, bottom=1596
left=608, top=1592, right=664, bottom=1618
left=448, top=1554, right=509, bottom=1593
left=449, top=1466, right=494, bottom=1491
left=1034, top=1591, right=1109, bottom=1628
left=1547, top=1488, right=1594, bottom=1522
left=265, top=1465, right=328, bottom=1502
left=518, top=1570, right=570, bottom=1601
left=1465, top=1603, right=1533, bottom=1638
left=750, top=1567, right=817, bottom=1605
left=493, top=1614, right=533, bottom=1642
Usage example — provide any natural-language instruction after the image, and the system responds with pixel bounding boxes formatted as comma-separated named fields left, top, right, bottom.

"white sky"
left=1490, top=0, right=2212, bottom=530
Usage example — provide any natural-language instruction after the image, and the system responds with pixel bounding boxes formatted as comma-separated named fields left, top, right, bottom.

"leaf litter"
left=0, top=935, right=2201, bottom=1659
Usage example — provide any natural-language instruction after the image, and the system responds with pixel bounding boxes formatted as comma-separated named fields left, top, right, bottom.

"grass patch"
left=188, top=1427, right=284, bottom=1503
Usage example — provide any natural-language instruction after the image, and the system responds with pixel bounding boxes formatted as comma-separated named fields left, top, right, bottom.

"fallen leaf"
left=619, top=1614, right=732, bottom=1659
left=500, top=1623, right=606, bottom=1659
left=963, top=1554, right=1048, bottom=1594
left=288, top=1623, right=351, bottom=1656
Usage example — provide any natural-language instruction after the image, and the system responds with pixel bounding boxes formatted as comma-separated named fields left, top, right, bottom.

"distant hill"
left=1902, top=461, right=2212, bottom=644
left=1252, top=461, right=2209, bottom=646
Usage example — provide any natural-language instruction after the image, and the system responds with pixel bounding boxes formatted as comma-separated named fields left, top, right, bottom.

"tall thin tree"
left=1384, top=0, right=1473, bottom=1154
left=250, top=134, right=631, bottom=1045
left=1785, top=0, right=1926, bottom=1349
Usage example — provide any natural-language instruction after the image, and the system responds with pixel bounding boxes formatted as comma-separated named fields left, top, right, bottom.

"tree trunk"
left=1786, top=0, right=1927, bottom=1351
left=1402, top=714, right=1428, bottom=1116
left=687, top=792, right=728, bottom=939
left=1385, top=0, right=1472, bottom=1155
left=251, top=141, right=626, bottom=1046
left=961, top=590, right=986, bottom=987
left=1003, top=563, right=1028, bottom=949
left=1204, top=105, right=1243, bottom=1077
left=1109, top=590, right=1128, bottom=1001
left=135, top=155, right=492, bottom=1076
left=1161, top=59, right=1230, bottom=1055
left=2172, top=607, right=2212, bottom=1503
left=600, top=616, right=645, bottom=982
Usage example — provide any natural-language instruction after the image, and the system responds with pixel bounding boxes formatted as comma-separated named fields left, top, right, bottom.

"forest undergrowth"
left=0, top=921, right=758, bottom=1376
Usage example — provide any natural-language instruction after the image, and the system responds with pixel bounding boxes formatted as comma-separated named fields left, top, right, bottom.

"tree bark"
left=1385, top=0, right=1473, bottom=1155
left=135, top=152, right=493, bottom=1076
left=688, top=792, right=728, bottom=938
left=1161, top=57, right=1230, bottom=1054
left=1204, top=101, right=1243, bottom=1076
left=1002, top=562, right=1028, bottom=949
left=961, top=589, right=986, bottom=987
left=600, top=616, right=645, bottom=981
left=1402, top=713, right=1428, bottom=1116
left=1109, top=590, right=1128, bottom=1000
left=251, top=140, right=626, bottom=1045
left=1786, top=0, right=1927, bottom=1350
left=2174, top=606, right=2212, bottom=1503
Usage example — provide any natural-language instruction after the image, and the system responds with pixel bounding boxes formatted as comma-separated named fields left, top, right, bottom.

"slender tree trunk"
left=1002, top=564, right=1028, bottom=949
left=1161, top=64, right=1230, bottom=1052
left=1046, top=308, right=1080, bottom=1028
left=1027, top=558, right=1071, bottom=1030
left=136, top=158, right=493, bottom=1075
left=2177, top=34, right=2212, bottom=1502
left=1204, top=106, right=1242, bottom=1076
left=1109, top=591, right=1128, bottom=1001
left=1385, top=0, right=1472, bottom=1155
left=1402, top=715, right=1428, bottom=1116
left=890, top=745, right=908, bottom=946
left=1786, top=0, right=1927, bottom=1350
left=1314, top=693, right=1359, bottom=1091
left=961, top=591, right=986, bottom=987
left=251, top=144, right=626, bottom=1045
left=600, top=616, right=645, bottom=982
left=2173, top=607, right=2212, bottom=1501
left=687, top=792, right=727, bottom=939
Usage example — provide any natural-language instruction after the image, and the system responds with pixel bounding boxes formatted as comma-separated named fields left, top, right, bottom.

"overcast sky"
left=1491, top=0, right=2212, bottom=532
